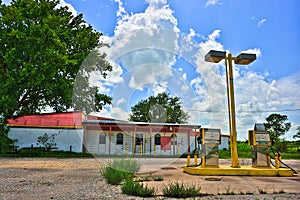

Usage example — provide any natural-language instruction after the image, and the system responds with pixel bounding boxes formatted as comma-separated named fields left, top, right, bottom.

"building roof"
left=83, top=119, right=201, bottom=133
left=7, top=112, right=84, bottom=129
left=7, top=112, right=202, bottom=133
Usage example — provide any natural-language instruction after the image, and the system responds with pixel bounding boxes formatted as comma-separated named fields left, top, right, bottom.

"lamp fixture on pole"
left=204, top=50, right=256, bottom=168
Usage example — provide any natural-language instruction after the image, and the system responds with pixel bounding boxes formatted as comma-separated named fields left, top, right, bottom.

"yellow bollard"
left=279, top=154, right=282, bottom=167
left=187, top=153, right=191, bottom=166
left=140, top=141, right=143, bottom=155
left=125, top=143, right=128, bottom=155
left=194, top=153, right=198, bottom=166
left=154, top=144, right=156, bottom=155
left=275, top=153, right=279, bottom=169
left=177, top=145, right=180, bottom=156
left=201, top=152, right=205, bottom=168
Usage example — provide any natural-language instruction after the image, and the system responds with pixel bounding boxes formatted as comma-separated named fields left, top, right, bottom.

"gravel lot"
left=0, top=157, right=299, bottom=200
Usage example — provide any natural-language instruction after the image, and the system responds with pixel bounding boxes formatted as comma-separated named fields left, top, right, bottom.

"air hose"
left=269, top=147, right=298, bottom=174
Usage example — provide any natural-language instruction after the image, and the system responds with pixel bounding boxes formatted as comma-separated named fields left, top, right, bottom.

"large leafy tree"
left=0, top=0, right=112, bottom=151
left=129, top=92, right=189, bottom=124
left=293, top=126, right=300, bottom=141
left=264, top=113, right=291, bottom=150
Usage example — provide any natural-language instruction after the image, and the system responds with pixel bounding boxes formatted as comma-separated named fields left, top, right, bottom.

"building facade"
left=83, top=119, right=200, bottom=156
left=7, top=112, right=229, bottom=155
left=7, top=112, right=84, bottom=152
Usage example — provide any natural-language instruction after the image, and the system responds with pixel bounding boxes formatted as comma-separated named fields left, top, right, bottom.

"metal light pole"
left=205, top=50, right=256, bottom=168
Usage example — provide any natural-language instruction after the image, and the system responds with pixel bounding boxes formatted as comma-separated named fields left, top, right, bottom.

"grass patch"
left=258, top=188, right=267, bottom=194
left=239, top=190, right=245, bottom=195
left=218, top=150, right=300, bottom=159
left=0, top=149, right=93, bottom=158
left=273, top=189, right=285, bottom=194
left=280, top=152, right=300, bottom=159
left=162, top=182, right=201, bottom=198
left=137, top=173, right=164, bottom=182
left=278, top=189, right=285, bottom=194
left=152, top=174, right=163, bottom=181
left=101, top=158, right=140, bottom=185
left=101, top=166, right=133, bottom=185
left=109, top=158, right=141, bottom=174
left=121, top=179, right=155, bottom=197
left=224, top=186, right=235, bottom=195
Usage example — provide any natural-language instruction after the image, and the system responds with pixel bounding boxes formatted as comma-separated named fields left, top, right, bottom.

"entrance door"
left=98, top=133, right=107, bottom=154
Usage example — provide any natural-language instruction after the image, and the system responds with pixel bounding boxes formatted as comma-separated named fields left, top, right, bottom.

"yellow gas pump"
left=248, top=124, right=271, bottom=167
left=200, top=128, right=221, bottom=167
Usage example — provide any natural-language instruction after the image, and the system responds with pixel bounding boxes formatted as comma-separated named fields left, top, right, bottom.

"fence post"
left=69, top=145, right=72, bottom=157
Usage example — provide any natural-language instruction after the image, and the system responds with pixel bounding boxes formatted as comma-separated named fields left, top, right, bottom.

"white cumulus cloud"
left=205, top=0, right=223, bottom=8
left=257, top=18, right=267, bottom=28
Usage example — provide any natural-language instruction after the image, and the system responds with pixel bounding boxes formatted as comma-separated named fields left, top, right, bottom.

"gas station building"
left=7, top=112, right=229, bottom=155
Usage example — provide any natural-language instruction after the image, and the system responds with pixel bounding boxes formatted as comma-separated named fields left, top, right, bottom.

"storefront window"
left=116, top=133, right=123, bottom=145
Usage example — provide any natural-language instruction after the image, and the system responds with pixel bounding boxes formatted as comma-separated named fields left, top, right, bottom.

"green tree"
left=129, top=92, right=189, bottom=123
left=36, top=132, right=57, bottom=149
left=0, top=0, right=112, bottom=152
left=264, top=113, right=291, bottom=151
left=293, top=126, right=300, bottom=140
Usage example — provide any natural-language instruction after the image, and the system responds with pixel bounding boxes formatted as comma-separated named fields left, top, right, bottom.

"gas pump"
left=248, top=123, right=271, bottom=167
left=200, top=128, right=221, bottom=167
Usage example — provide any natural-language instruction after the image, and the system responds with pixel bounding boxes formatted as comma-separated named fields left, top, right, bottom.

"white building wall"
left=219, top=136, right=229, bottom=150
left=8, top=127, right=83, bottom=152
left=84, top=131, right=216, bottom=156
left=86, top=131, right=99, bottom=154
left=123, top=132, right=133, bottom=154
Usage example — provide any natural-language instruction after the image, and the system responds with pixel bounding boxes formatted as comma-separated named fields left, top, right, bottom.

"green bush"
left=121, top=179, right=155, bottom=197
left=111, top=158, right=140, bottom=173
left=19, top=147, right=45, bottom=157
left=162, top=182, right=201, bottom=198
left=101, top=158, right=140, bottom=185
left=258, top=188, right=267, bottom=194
left=102, top=166, right=132, bottom=185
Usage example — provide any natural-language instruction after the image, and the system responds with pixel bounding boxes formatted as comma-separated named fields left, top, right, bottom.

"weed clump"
left=162, top=182, right=201, bottom=198
left=121, top=179, right=155, bottom=197
left=101, top=158, right=140, bottom=185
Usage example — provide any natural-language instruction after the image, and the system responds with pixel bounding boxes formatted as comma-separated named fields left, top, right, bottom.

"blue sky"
left=63, top=0, right=300, bottom=140
left=66, top=0, right=300, bottom=79
left=4, top=0, right=300, bottom=140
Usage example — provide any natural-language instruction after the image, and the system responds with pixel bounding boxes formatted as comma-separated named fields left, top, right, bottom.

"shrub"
left=19, top=147, right=44, bottom=157
left=258, top=188, right=267, bottom=194
left=111, top=158, right=140, bottom=174
left=101, top=166, right=132, bottom=185
left=278, top=189, right=285, bottom=194
left=121, top=179, right=155, bottom=197
left=224, top=185, right=235, bottom=195
left=101, top=158, right=140, bottom=185
left=152, top=174, right=163, bottom=181
left=162, top=182, right=201, bottom=198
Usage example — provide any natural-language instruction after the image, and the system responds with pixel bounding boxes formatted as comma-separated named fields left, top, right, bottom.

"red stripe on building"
left=7, top=112, right=84, bottom=128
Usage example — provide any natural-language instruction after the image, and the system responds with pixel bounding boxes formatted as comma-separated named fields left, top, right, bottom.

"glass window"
left=154, top=134, right=161, bottom=145
left=99, top=133, right=106, bottom=144
left=116, top=133, right=123, bottom=145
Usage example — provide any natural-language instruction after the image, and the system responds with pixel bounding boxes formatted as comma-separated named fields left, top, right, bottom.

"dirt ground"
left=0, top=157, right=299, bottom=200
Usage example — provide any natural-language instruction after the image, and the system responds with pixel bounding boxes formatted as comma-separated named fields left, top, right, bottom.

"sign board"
left=255, top=131, right=271, bottom=146
left=202, top=128, right=221, bottom=144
